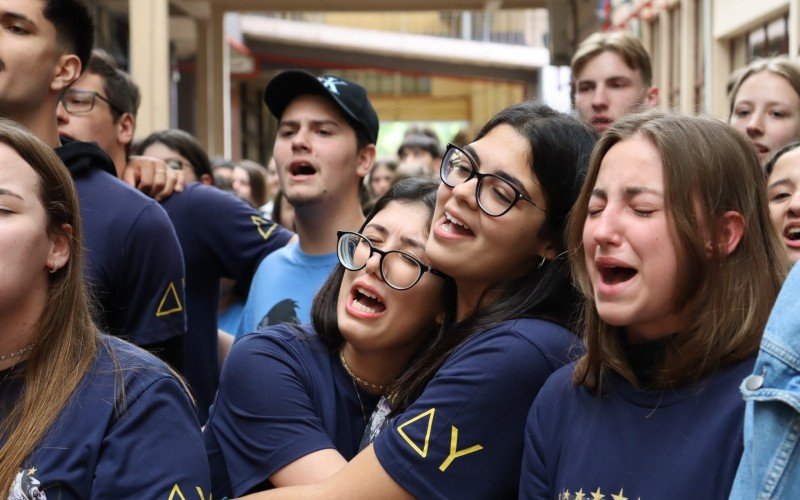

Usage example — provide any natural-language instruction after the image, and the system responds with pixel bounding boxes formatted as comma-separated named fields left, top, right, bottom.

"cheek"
left=769, top=203, right=784, bottom=225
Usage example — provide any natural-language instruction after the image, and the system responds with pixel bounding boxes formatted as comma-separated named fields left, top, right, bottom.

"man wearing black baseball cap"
left=236, top=70, right=378, bottom=334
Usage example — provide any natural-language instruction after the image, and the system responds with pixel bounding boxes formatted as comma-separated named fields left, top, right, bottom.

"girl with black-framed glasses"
left=244, top=101, right=596, bottom=499
left=204, top=178, right=451, bottom=497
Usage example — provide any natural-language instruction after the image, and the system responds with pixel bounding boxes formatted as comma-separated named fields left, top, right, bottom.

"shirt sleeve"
left=91, top=375, right=210, bottom=499
left=192, top=186, right=293, bottom=281
left=112, top=201, right=186, bottom=346
left=518, top=368, right=573, bottom=500
left=373, top=322, right=574, bottom=499
left=203, top=332, right=336, bottom=497
left=236, top=264, right=266, bottom=337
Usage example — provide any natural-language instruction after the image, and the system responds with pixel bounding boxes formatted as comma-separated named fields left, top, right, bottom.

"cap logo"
left=318, top=76, right=348, bottom=95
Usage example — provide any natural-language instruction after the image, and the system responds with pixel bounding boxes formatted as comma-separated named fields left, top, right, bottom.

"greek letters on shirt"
left=395, top=408, right=484, bottom=472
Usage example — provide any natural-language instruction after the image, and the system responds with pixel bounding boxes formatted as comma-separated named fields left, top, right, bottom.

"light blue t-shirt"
left=236, top=243, right=339, bottom=338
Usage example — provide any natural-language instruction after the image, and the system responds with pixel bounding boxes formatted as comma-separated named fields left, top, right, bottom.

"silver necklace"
left=0, top=343, right=35, bottom=361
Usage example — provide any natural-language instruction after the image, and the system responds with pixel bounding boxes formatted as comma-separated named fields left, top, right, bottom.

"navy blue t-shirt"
left=203, top=324, right=379, bottom=498
left=160, top=183, right=293, bottom=420
left=373, top=318, right=578, bottom=499
left=1, top=336, right=210, bottom=499
left=520, top=357, right=755, bottom=500
left=57, top=140, right=186, bottom=346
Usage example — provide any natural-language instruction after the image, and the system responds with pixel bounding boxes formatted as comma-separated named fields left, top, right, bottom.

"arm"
left=241, top=446, right=410, bottom=500
left=194, top=186, right=294, bottom=281
left=518, top=392, right=558, bottom=500
left=91, top=375, right=210, bottom=498
left=113, top=202, right=186, bottom=350
left=122, top=155, right=185, bottom=201
left=244, top=323, right=572, bottom=499
left=204, top=332, right=348, bottom=496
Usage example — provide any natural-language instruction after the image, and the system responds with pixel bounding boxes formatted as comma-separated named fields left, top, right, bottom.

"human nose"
left=364, top=248, right=383, bottom=279
left=789, top=191, right=800, bottom=215
left=56, top=102, right=69, bottom=124
left=591, top=207, right=622, bottom=247
left=291, top=127, right=310, bottom=152
left=451, top=175, right=480, bottom=210
left=746, top=111, right=765, bottom=137
left=591, top=86, right=608, bottom=110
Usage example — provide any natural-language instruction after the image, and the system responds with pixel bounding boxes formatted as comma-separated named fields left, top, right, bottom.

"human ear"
left=645, top=86, right=659, bottom=108
left=50, top=54, right=82, bottom=92
left=355, top=144, right=377, bottom=180
left=48, top=224, right=72, bottom=271
left=117, top=113, right=136, bottom=147
left=708, top=211, right=746, bottom=257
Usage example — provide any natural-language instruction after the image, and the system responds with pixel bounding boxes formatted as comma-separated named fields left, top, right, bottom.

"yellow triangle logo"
left=252, top=215, right=277, bottom=240
left=396, top=407, right=435, bottom=458
left=157, top=281, right=184, bottom=317
left=167, top=484, right=186, bottom=500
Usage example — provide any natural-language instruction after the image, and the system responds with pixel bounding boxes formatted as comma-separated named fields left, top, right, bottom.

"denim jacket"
left=731, top=262, right=800, bottom=499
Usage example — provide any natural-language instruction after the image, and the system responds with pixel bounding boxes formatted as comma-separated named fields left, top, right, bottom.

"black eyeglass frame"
left=61, top=89, right=126, bottom=116
left=336, top=231, right=448, bottom=290
left=440, top=143, right=545, bottom=216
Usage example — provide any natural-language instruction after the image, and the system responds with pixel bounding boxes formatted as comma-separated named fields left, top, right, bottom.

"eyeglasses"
left=61, top=89, right=125, bottom=116
left=336, top=231, right=447, bottom=290
left=440, top=143, right=545, bottom=216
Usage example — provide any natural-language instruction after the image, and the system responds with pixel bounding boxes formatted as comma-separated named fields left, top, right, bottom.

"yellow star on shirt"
left=574, top=488, right=586, bottom=500
left=27, top=467, right=36, bottom=476
left=591, top=488, right=605, bottom=500
left=611, top=489, right=628, bottom=500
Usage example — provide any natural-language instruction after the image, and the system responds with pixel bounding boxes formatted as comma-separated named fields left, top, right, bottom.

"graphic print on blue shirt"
left=1, top=336, right=210, bottom=499
left=57, top=139, right=186, bottom=346
left=519, top=357, right=756, bottom=500
left=161, top=182, right=293, bottom=420
left=373, top=319, right=578, bottom=499
left=236, top=244, right=339, bottom=337
left=204, top=324, right=379, bottom=497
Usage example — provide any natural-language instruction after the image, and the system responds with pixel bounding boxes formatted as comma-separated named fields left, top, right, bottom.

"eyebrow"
left=0, top=11, right=35, bottom=27
left=464, top=144, right=531, bottom=197
left=591, top=186, right=664, bottom=199
left=0, top=188, right=24, bottom=201
left=278, top=119, right=341, bottom=128
left=464, top=145, right=482, bottom=166
left=768, top=178, right=795, bottom=190
left=364, top=224, right=426, bottom=251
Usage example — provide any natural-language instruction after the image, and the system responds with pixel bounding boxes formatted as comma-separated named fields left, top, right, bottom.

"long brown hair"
left=0, top=119, right=98, bottom=492
left=568, top=111, right=788, bottom=393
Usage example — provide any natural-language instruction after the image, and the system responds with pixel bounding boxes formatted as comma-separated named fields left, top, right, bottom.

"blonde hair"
left=571, top=31, right=653, bottom=89
left=0, top=119, right=98, bottom=492
left=728, top=57, right=800, bottom=117
left=567, top=111, right=787, bottom=392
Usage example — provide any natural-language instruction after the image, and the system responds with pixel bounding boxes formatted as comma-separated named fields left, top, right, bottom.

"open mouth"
left=785, top=226, right=800, bottom=241
left=753, top=143, right=769, bottom=155
left=289, top=162, right=317, bottom=176
left=598, top=264, right=638, bottom=286
left=592, top=117, right=612, bottom=128
left=350, top=286, right=386, bottom=315
left=441, top=211, right=474, bottom=236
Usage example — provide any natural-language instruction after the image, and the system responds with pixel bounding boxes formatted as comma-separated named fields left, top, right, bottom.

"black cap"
left=263, top=70, right=379, bottom=144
